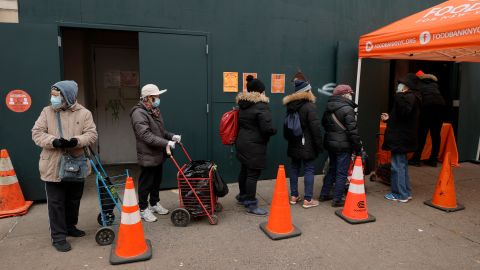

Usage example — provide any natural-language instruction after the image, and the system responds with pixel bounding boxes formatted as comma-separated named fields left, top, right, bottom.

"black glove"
left=66, top=138, right=78, bottom=148
left=52, top=138, right=69, bottom=148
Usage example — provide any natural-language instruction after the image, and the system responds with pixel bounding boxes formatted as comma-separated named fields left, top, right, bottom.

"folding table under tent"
left=354, top=0, right=480, bottom=160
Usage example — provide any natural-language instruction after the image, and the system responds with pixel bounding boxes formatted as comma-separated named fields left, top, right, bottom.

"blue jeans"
left=390, top=153, right=412, bottom=200
left=320, top=151, right=351, bottom=202
left=289, top=158, right=315, bottom=201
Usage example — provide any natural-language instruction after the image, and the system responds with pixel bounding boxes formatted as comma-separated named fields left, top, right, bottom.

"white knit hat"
left=141, top=84, right=167, bottom=98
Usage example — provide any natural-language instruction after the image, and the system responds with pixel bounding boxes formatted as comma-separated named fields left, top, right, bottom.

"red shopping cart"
left=167, top=143, right=222, bottom=227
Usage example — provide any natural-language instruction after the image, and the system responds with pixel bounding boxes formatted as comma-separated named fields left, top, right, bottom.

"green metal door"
left=139, top=32, right=209, bottom=188
left=0, top=23, right=61, bottom=200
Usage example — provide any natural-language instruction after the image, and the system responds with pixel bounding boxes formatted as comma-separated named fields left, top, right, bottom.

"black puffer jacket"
left=235, top=92, right=277, bottom=170
left=322, top=96, right=361, bottom=153
left=417, top=73, right=445, bottom=108
left=283, top=91, right=323, bottom=160
left=130, top=103, right=174, bottom=167
left=382, top=91, right=421, bottom=153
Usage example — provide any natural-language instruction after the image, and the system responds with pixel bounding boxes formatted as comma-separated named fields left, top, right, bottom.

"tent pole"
left=476, top=136, right=480, bottom=162
left=355, top=58, right=362, bottom=107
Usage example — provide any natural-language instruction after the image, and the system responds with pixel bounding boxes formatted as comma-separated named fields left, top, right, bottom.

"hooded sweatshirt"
left=53, top=80, right=78, bottom=107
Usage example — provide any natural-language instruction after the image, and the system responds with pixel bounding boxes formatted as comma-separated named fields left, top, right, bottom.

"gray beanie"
left=52, top=80, right=78, bottom=106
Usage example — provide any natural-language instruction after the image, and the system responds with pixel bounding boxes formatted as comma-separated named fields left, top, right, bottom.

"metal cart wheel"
left=214, top=202, right=223, bottom=213
left=97, top=212, right=115, bottom=226
left=208, top=214, right=219, bottom=225
left=171, top=208, right=190, bottom=227
left=95, top=227, right=115, bottom=246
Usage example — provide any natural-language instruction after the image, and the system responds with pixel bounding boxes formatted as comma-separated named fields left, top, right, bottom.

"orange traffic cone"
left=424, top=152, right=465, bottom=212
left=259, top=165, right=301, bottom=240
left=335, top=156, right=376, bottom=224
left=110, top=177, right=152, bottom=265
left=0, top=149, right=33, bottom=218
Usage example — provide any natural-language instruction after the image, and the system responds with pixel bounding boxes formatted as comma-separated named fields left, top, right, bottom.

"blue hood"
left=52, top=80, right=78, bottom=106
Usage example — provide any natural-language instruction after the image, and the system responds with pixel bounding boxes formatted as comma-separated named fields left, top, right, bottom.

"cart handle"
left=166, top=142, right=192, bottom=162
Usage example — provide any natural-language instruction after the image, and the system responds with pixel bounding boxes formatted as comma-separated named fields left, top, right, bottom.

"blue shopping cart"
left=87, top=147, right=129, bottom=246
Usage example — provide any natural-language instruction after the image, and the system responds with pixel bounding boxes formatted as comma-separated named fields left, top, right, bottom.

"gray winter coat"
left=130, top=103, right=174, bottom=167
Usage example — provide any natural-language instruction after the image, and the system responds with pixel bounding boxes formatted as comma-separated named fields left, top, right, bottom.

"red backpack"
left=219, top=108, right=239, bottom=145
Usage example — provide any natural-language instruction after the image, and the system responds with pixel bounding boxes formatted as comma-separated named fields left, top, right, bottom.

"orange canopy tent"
left=359, top=0, right=480, bottom=62
left=354, top=0, right=480, bottom=162
left=354, top=0, right=480, bottom=105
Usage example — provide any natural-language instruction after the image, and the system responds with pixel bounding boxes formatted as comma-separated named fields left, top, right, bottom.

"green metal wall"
left=458, top=63, right=480, bottom=161
left=4, top=0, right=455, bottom=199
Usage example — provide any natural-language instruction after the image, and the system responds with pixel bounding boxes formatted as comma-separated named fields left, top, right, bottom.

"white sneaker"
left=140, top=208, right=157, bottom=222
left=150, top=202, right=169, bottom=215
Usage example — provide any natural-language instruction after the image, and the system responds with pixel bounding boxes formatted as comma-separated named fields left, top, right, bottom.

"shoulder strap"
left=331, top=112, right=346, bottom=131
left=56, top=111, right=89, bottom=157
left=56, top=111, right=64, bottom=138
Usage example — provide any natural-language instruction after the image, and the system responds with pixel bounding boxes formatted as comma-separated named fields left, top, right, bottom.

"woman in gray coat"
left=130, top=84, right=181, bottom=222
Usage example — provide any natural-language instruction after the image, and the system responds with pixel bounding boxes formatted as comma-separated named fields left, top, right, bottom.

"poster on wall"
left=5, top=89, right=32, bottom=113
left=104, top=71, right=121, bottom=88
left=223, top=72, right=239, bottom=92
left=271, top=74, right=285, bottom=94
left=242, top=73, right=257, bottom=92
left=120, top=71, right=139, bottom=87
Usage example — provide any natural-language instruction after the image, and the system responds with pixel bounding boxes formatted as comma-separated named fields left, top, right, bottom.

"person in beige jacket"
left=32, top=80, right=97, bottom=252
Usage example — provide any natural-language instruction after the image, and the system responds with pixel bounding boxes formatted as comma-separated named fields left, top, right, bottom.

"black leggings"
left=412, top=106, right=443, bottom=162
left=237, top=164, right=261, bottom=202
left=45, top=181, right=84, bottom=243
left=138, top=164, right=163, bottom=210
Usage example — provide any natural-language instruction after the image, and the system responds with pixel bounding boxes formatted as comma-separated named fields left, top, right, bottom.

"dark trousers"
left=289, top=158, right=315, bottom=201
left=412, top=107, right=443, bottom=162
left=45, top=181, right=85, bottom=243
left=320, top=151, right=351, bottom=202
left=138, top=165, right=163, bottom=210
left=237, top=164, right=261, bottom=202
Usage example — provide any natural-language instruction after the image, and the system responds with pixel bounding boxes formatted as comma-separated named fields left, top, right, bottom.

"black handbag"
left=56, top=112, right=89, bottom=182
left=213, top=165, right=229, bottom=197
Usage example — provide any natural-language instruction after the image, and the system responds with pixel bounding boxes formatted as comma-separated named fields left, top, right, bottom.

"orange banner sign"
left=223, top=72, right=239, bottom=92
left=271, top=74, right=285, bottom=94
left=243, top=73, right=257, bottom=92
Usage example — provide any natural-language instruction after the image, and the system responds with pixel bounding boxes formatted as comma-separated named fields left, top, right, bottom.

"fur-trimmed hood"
left=283, top=90, right=316, bottom=105
left=418, top=73, right=438, bottom=82
left=236, top=92, right=270, bottom=105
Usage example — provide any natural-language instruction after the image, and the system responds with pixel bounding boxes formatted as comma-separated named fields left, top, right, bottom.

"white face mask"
left=343, top=93, right=353, bottom=100
left=397, top=83, right=407, bottom=93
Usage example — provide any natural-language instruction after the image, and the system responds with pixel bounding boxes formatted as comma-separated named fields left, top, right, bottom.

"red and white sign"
left=5, top=89, right=32, bottom=113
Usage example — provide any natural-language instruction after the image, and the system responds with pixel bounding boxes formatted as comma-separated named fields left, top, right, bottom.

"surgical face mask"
left=397, top=83, right=407, bottom=93
left=50, top=95, right=63, bottom=109
left=152, top=97, right=160, bottom=108
left=344, top=93, right=353, bottom=100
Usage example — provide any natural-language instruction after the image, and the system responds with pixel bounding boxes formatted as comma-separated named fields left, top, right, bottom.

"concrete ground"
left=1, top=162, right=480, bottom=270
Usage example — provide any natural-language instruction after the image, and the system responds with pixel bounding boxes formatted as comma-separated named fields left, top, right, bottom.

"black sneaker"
left=408, top=160, right=421, bottom=167
left=319, top=195, right=333, bottom=202
left=425, top=160, right=438, bottom=167
left=53, top=240, right=72, bottom=252
left=67, top=228, right=86, bottom=237
left=331, top=200, right=345, bottom=208
left=235, top=194, right=246, bottom=206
